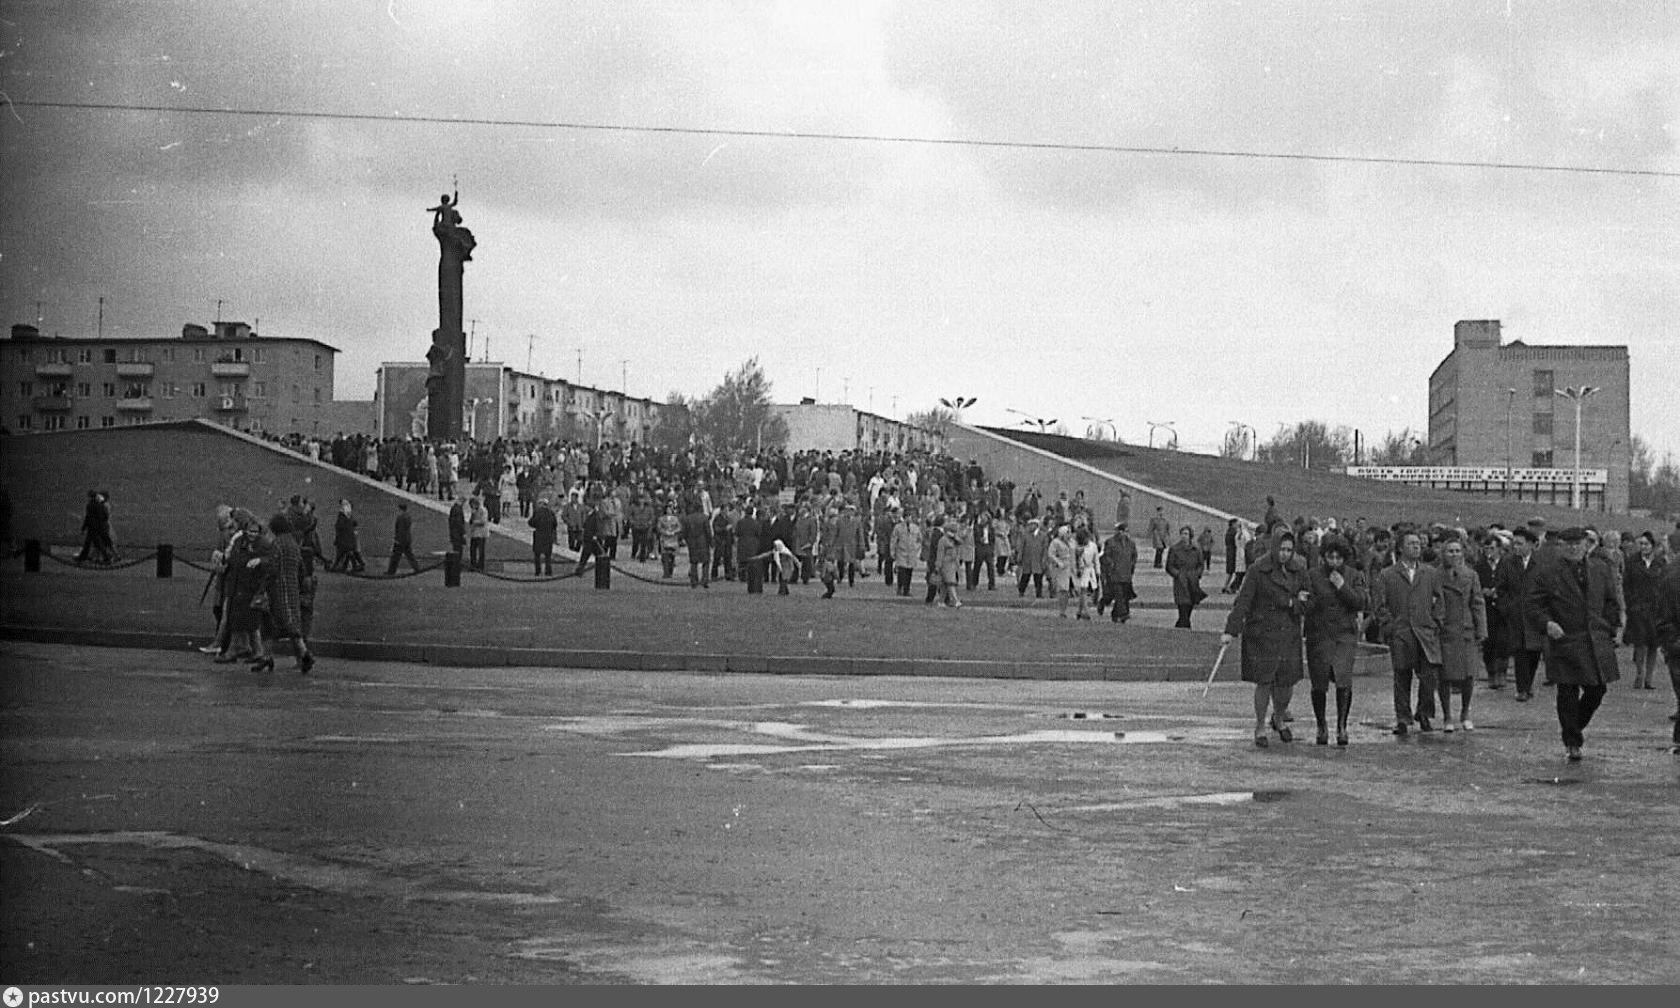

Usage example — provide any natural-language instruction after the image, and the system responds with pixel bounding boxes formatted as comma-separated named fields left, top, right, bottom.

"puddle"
left=1521, top=777, right=1585, bottom=786
left=1062, top=791, right=1262, bottom=812
left=624, top=726, right=1243, bottom=760
left=11, top=831, right=565, bottom=905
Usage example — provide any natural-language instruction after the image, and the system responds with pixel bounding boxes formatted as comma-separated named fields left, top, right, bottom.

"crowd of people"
left=197, top=496, right=320, bottom=676
left=1219, top=501, right=1680, bottom=760
left=228, top=432, right=1680, bottom=759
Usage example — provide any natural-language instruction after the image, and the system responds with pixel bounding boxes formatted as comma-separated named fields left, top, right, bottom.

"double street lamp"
left=939, top=396, right=978, bottom=425
left=1553, top=385, right=1599, bottom=510
left=1146, top=420, right=1177, bottom=450
left=1006, top=407, right=1057, bottom=434
left=1227, top=421, right=1257, bottom=462
left=1081, top=416, right=1118, bottom=441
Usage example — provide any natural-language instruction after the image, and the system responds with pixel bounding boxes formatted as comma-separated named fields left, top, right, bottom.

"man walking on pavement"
left=386, top=502, right=419, bottom=575
left=1374, top=529, right=1445, bottom=735
left=1147, top=507, right=1171, bottom=569
left=1527, top=526, right=1622, bottom=762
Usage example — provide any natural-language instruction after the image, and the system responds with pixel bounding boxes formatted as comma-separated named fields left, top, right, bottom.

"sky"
left=2, top=1, right=1676, bottom=459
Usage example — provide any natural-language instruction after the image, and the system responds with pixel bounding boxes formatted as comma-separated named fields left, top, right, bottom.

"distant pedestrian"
left=467, top=496, right=490, bottom=571
left=1147, top=507, right=1170, bottom=568
left=528, top=497, right=559, bottom=576
left=1166, top=526, right=1207, bottom=628
left=386, top=502, right=419, bottom=575
left=332, top=498, right=365, bottom=573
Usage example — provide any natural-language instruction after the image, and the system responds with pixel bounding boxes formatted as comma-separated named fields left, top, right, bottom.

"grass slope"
left=987, top=428, right=1633, bottom=533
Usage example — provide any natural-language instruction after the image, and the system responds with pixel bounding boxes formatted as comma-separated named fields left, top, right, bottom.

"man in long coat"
left=1146, top=508, right=1171, bottom=568
left=1014, top=517, right=1050, bottom=598
left=1097, top=524, right=1139, bottom=623
left=527, top=497, right=558, bottom=576
left=1493, top=526, right=1548, bottom=701
left=681, top=504, right=713, bottom=589
left=834, top=503, right=867, bottom=587
left=1373, top=529, right=1445, bottom=734
left=1527, top=527, right=1622, bottom=761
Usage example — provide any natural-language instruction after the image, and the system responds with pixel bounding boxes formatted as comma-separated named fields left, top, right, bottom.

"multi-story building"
left=1419, top=319, right=1629, bottom=512
left=1, top=321, right=340, bottom=436
left=770, top=400, right=941, bottom=455
left=373, top=361, right=678, bottom=445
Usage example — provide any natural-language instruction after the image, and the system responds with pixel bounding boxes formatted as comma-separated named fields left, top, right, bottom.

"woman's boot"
left=1311, top=690, right=1329, bottom=745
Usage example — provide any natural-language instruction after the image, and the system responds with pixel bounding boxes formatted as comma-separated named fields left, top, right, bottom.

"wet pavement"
left=2, top=641, right=1677, bottom=983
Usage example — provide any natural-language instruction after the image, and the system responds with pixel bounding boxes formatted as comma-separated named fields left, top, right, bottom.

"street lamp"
left=1146, top=420, right=1177, bottom=449
left=1553, top=385, right=1599, bottom=510
left=1006, top=407, right=1057, bottom=434
left=1081, top=416, right=1118, bottom=441
left=939, top=396, right=977, bottom=425
left=1503, top=387, right=1517, bottom=498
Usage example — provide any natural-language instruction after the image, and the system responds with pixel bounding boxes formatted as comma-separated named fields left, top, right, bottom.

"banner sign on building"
left=1346, top=466, right=1607, bottom=485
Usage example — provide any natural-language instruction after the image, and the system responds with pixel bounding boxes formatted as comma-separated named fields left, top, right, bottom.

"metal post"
left=24, top=539, right=41, bottom=573
left=1572, top=394, right=1583, bottom=510
left=444, top=551, right=462, bottom=587
left=594, top=553, right=611, bottom=589
left=156, top=543, right=173, bottom=578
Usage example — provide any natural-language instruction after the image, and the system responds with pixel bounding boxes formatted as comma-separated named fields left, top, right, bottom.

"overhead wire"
left=9, top=99, right=1677, bottom=179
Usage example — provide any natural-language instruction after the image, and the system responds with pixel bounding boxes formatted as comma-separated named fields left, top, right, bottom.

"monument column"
left=426, top=189, right=477, bottom=441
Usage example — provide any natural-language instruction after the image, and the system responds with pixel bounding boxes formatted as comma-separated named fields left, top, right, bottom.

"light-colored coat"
left=1436, top=562, right=1488, bottom=683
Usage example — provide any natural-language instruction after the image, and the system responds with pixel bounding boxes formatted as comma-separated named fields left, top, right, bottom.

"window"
left=17, top=348, right=33, bottom=363
left=252, top=382, right=267, bottom=398
left=291, top=384, right=300, bottom=401
left=193, top=348, right=205, bottom=362
left=103, top=348, right=117, bottom=363
left=162, top=347, right=175, bottom=362
left=102, top=382, right=116, bottom=398
left=313, top=354, right=322, bottom=371
left=101, top=416, right=115, bottom=428
left=232, top=347, right=244, bottom=362
left=78, top=348, right=92, bottom=364
left=251, top=347, right=263, bottom=363
left=1532, top=449, right=1554, bottom=467
left=75, top=382, right=91, bottom=397
left=161, top=384, right=175, bottom=399
left=76, top=416, right=90, bottom=429
left=129, top=346, right=149, bottom=362
left=1533, top=369, right=1554, bottom=397
left=1532, top=412, right=1553, bottom=435
left=44, top=415, right=66, bottom=430
left=313, top=387, right=321, bottom=403
left=190, top=382, right=206, bottom=398
left=16, top=415, right=31, bottom=429
left=18, top=381, right=31, bottom=397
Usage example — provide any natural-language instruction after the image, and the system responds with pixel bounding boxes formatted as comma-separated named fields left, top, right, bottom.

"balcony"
left=214, top=395, right=248, bottom=413
left=116, top=397, right=154, bottom=412
left=210, top=360, right=251, bottom=378
left=32, top=395, right=74, bottom=412
left=34, top=362, right=73, bottom=378
left=116, top=362, right=155, bottom=378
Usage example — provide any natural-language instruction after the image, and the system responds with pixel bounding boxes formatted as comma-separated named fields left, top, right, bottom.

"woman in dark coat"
left=1165, top=526, right=1207, bottom=628
left=1223, top=529, right=1312, bottom=746
left=249, top=514, right=315, bottom=674
left=214, top=510, right=268, bottom=664
left=332, top=499, right=364, bottom=572
left=1623, top=532, right=1667, bottom=689
left=1305, top=538, right=1367, bottom=745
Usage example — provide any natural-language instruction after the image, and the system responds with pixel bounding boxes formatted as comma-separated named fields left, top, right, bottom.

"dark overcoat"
left=261, top=534, right=306, bottom=639
left=1527, top=554, right=1622, bottom=686
left=1165, top=542, right=1205, bottom=607
left=1622, top=555, right=1667, bottom=648
left=1492, top=553, right=1547, bottom=654
left=1224, top=552, right=1309, bottom=686
left=528, top=504, right=559, bottom=551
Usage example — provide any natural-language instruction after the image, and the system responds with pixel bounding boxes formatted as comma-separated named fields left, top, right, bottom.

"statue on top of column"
left=427, top=189, right=477, bottom=262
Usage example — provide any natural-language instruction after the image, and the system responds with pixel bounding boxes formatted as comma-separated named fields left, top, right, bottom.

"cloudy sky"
left=2, top=1, right=1675, bottom=457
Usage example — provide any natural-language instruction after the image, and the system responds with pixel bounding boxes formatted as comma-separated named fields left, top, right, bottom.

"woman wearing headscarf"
left=248, top=513, right=315, bottom=674
left=1166, top=525, right=1208, bottom=628
left=1222, top=528, right=1312, bottom=747
left=1436, top=534, right=1488, bottom=732
left=1305, top=537, right=1368, bottom=745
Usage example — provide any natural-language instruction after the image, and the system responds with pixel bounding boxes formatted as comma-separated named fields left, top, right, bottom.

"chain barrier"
left=468, top=566, right=583, bottom=583
left=607, top=560, right=696, bottom=587
left=40, top=548, right=161, bottom=571
left=340, top=559, right=448, bottom=581
left=176, top=556, right=221, bottom=574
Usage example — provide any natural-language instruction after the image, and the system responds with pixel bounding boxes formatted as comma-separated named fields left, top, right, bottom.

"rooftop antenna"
left=468, top=318, right=479, bottom=361
left=215, top=299, right=223, bottom=324
left=527, top=333, right=535, bottom=373
left=96, top=296, right=104, bottom=339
